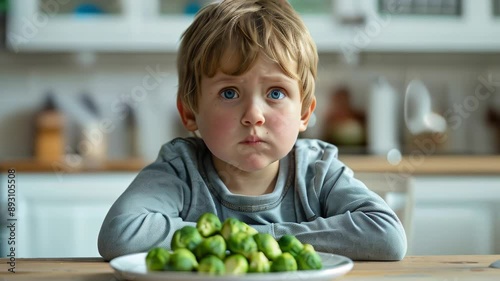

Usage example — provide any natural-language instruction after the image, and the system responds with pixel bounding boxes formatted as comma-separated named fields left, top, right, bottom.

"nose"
left=241, top=101, right=265, bottom=127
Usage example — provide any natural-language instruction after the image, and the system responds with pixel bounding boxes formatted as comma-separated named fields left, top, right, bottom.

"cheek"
left=267, top=110, right=302, bottom=135
left=198, top=110, right=236, bottom=138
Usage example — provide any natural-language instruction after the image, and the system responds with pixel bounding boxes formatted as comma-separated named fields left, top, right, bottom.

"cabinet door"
left=14, top=173, right=135, bottom=258
left=6, top=0, right=199, bottom=52
left=307, top=0, right=500, bottom=52
left=412, top=204, right=494, bottom=255
left=367, top=0, right=500, bottom=52
left=411, top=176, right=500, bottom=255
left=7, top=0, right=146, bottom=52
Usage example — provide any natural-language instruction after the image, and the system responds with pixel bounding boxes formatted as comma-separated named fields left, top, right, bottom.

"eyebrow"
left=210, top=73, right=296, bottom=85
left=210, top=76, right=241, bottom=85
left=261, top=74, right=295, bottom=83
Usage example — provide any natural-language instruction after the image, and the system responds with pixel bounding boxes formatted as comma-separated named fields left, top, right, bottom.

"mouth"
left=241, top=136, right=264, bottom=145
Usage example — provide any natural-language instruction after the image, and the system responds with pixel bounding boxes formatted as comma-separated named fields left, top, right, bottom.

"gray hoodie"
left=98, top=137, right=406, bottom=261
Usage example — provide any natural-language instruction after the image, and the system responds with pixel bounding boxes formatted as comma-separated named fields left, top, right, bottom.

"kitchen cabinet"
left=6, top=0, right=197, bottom=52
left=341, top=156, right=500, bottom=254
left=1, top=169, right=499, bottom=257
left=7, top=0, right=500, bottom=53
left=410, top=175, right=500, bottom=255
left=0, top=172, right=135, bottom=258
left=309, top=0, right=500, bottom=53
left=347, top=172, right=500, bottom=255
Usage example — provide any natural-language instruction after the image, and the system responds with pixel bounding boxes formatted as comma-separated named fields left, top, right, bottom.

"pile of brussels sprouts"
left=145, top=213, right=323, bottom=275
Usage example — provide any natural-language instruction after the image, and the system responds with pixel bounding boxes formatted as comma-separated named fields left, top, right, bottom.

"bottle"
left=35, top=94, right=65, bottom=162
left=367, top=77, right=399, bottom=155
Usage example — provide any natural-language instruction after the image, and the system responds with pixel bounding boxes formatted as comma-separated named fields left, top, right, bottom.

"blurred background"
left=0, top=0, right=499, bottom=163
left=0, top=0, right=499, bottom=258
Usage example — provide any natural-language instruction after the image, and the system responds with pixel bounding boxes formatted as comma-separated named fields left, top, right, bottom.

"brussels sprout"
left=220, top=218, right=257, bottom=240
left=198, top=255, right=226, bottom=275
left=227, top=232, right=258, bottom=258
left=278, top=235, right=304, bottom=257
left=196, top=213, right=222, bottom=237
left=224, top=254, right=249, bottom=275
left=145, top=247, right=170, bottom=271
left=253, top=233, right=282, bottom=260
left=295, top=244, right=323, bottom=270
left=194, top=234, right=226, bottom=260
left=248, top=251, right=271, bottom=273
left=220, top=218, right=244, bottom=240
left=171, top=225, right=203, bottom=251
left=169, top=248, right=198, bottom=271
left=270, top=252, right=297, bottom=272
left=241, top=222, right=258, bottom=236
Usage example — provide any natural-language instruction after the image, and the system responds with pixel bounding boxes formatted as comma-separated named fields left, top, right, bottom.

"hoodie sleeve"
left=97, top=161, right=197, bottom=261
left=262, top=140, right=407, bottom=261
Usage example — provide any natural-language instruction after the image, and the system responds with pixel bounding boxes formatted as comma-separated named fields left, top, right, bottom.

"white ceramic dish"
left=110, top=252, right=353, bottom=281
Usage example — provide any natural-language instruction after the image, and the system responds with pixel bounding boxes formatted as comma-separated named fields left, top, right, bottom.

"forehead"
left=213, top=58, right=296, bottom=86
left=211, top=47, right=298, bottom=80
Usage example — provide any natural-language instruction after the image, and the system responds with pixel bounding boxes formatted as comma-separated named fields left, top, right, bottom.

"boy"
left=98, top=0, right=406, bottom=261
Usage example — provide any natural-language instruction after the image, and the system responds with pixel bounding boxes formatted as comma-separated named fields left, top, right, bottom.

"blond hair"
left=177, top=0, right=318, bottom=113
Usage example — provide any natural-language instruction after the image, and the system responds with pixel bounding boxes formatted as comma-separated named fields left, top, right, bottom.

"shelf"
left=339, top=155, right=500, bottom=175
left=0, top=158, right=145, bottom=173
left=2, top=155, right=499, bottom=175
left=6, top=0, right=500, bottom=53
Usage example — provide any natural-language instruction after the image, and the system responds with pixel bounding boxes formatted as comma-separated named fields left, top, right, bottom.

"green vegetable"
left=248, top=251, right=271, bottom=273
left=145, top=213, right=320, bottom=274
left=145, top=247, right=170, bottom=271
left=224, top=254, right=249, bottom=275
left=194, top=234, right=226, bottom=260
left=278, top=234, right=304, bottom=257
left=197, top=212, right=222, bottom=237
left=171, top=225, right=203, bottom=251
left=253, top=233, right=282, bottom=260
left=169, top=248, right=198, bottom=271
left=241, top=222, right=258, bottom=236
left=220, top=218, right=257, bottom=240
left=270, top=252, right=297, bottom=272
left=295, top=244, right=323, bottom=270
left=220, top=218, right=244, bottom=240
left=226, top=232, right=258, bottom=258
left=198, top=255, right=226, bottom=275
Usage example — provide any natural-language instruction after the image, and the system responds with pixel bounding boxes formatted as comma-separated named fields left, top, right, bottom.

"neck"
left=213, top=158, right=279, bottom=196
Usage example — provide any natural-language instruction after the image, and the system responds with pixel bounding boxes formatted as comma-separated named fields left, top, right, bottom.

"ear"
left=177, top=97, right=198, bottom=131
left=299, top=97, right=316, bottom=132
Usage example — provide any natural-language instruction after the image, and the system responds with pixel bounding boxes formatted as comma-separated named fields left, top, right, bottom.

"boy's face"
left=178, top=53, right=315, bottom=174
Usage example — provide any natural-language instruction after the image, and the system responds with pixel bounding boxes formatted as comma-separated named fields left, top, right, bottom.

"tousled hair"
left=177, top=0, right=318, bottom=113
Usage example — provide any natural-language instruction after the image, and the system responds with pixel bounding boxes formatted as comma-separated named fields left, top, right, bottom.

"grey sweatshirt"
left=98, top=137, right=407, bottom=261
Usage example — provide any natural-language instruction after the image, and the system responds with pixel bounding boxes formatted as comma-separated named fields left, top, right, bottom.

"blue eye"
left=268, top=89, right=285, bottom=100
left=220, top=89, right=239, bottom=99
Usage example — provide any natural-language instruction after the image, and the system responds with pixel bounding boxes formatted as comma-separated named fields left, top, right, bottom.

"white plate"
left=110, top=252, right=353, bottom=281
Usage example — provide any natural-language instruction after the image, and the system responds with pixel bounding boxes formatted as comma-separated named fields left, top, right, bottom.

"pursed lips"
left=241, top=136, right=264, bottom=145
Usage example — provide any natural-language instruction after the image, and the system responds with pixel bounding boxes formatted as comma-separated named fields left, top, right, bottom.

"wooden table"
left=0, top=255, right=499, bottom=280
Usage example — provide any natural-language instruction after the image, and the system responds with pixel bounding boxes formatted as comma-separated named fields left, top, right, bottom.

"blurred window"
left=289, top=0, right=332, bottom=15
left=159, top=0, right=212, bottom=15
left=39, top=0, right=122, bottom=16
left=494, top=0, right=500, bottom=16
left=379, top=0, right=462, bottom=16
